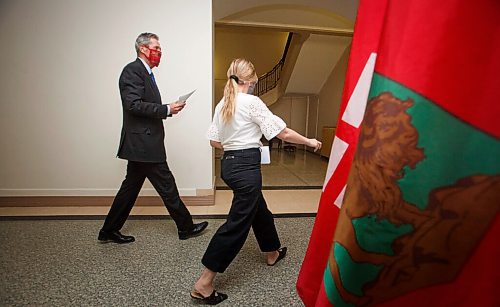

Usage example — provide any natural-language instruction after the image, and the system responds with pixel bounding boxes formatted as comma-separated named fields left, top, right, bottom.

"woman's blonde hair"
left=221, top=58, right=258, bottom=123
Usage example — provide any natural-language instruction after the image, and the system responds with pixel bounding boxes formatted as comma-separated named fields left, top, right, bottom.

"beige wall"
left=306, top=96, right=320, bottom=139
left=0, top=0, right=213, bottom=197
left=213, top=0, right=358, bottom=25
left=269, top=95, right=312, bottom=150
left=268, top=42, right=351, bottom=147
left=317, top=44, right=351, bottom=139
left=269, top=96, right=308, bottom=135
left=248, top=40, right=351, bottom=151
left=214, top=28, right=288, bottom=103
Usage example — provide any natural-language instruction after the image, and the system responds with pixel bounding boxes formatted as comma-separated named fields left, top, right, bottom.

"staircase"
left=254, top=34, right=291, bottom=96
left=256, top=32, right=310, bottom=106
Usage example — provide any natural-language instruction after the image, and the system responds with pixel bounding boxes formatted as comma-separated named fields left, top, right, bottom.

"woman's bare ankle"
left=194, top=280, right=214, bottom=297
left=266, top=251, right=279, bottom=265
left=193, top=268, right=217, bottom=297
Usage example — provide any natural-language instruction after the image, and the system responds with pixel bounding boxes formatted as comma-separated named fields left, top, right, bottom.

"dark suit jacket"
left=117, top=58, right=169, bottom=162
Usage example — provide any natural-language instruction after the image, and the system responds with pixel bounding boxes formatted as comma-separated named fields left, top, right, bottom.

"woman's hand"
left=210, top=140, right=223, bottom=149
left=307, top=139, right=322, bottom=152
left=277, top=128, right=322, bottom=152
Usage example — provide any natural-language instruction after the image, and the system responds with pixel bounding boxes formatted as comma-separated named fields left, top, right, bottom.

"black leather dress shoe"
left=178, top=221, right=208, bottom=240
left=98, top=230, right=135, bottom=244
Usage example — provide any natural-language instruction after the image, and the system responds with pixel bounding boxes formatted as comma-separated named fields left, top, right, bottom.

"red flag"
left=366, top=0, right=500, bottom=304
left=296, top=1, right=389, bottom=305
left=298, top=0, right=500, bottom=306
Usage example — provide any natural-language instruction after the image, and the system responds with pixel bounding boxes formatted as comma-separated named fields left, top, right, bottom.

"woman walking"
left=191, top=58, right=322, bottom=305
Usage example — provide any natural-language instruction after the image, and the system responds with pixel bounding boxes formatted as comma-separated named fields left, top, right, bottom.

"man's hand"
left=169, top=101, right=186, bottom=115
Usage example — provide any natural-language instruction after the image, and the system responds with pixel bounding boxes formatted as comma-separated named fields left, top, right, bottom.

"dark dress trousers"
left=102, top=58, right=193, bottom=232
left=201, top=148, right=280, bottom=273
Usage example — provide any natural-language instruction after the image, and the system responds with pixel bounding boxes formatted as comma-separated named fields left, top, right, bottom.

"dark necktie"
left=150, top=72, right=156, bottom=86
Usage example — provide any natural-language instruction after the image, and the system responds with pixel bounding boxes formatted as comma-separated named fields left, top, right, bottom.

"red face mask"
left=145, top=48, right=162, bottom=67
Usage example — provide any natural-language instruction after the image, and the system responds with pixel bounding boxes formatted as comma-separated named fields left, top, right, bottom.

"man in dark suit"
left=98, top=32, right=208, bottom=244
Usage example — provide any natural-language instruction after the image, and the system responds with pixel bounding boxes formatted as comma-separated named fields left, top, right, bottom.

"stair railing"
left=255, top=33, right=293, bottom=96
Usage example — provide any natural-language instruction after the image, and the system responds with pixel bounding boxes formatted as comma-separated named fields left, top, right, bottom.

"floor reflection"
left=215, top=148, right=328, bottom=189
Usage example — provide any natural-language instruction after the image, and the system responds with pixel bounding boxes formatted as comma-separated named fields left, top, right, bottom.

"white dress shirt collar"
left=138, top=57, right=152, bottom=74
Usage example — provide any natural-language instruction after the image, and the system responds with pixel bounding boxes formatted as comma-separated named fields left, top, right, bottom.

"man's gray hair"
left=135, top=32, right=159, bottom=54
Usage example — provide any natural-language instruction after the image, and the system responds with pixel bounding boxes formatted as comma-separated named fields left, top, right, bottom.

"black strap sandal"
left=190, top=290, right=228, bottom=305
left=267, top=247, right=287, bottom=266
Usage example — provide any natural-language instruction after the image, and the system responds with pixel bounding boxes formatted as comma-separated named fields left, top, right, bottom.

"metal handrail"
left=255, top=33, right=293, bottom=97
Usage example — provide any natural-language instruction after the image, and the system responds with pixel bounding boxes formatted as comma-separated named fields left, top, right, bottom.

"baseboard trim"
left=0, top=195, right=214, bottom=207
left=0, top=213, right=316, bottom=220
left=217, top=185, right=322, bottom=190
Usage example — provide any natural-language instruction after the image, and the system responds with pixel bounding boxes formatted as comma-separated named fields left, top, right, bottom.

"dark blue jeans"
left=202, top=148, right=281, bottom=273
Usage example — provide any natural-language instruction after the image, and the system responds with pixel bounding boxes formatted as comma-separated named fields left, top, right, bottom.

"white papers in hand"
left=179, top=89, right=196, bottom=102
left=260, top=146, right=270, bottom=164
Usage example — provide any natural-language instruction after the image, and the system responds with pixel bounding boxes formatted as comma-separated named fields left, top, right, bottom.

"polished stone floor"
left=0, top=217, right=314, bottom=306
left=215, top=149, right=328, bottom=189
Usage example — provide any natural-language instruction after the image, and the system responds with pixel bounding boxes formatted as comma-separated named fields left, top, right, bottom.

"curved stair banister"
left=255, top=33, right=293, bottom=97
